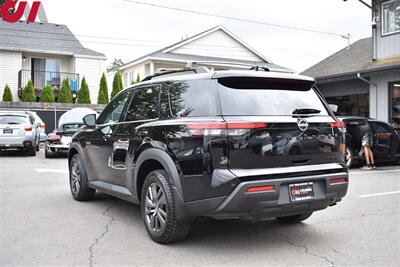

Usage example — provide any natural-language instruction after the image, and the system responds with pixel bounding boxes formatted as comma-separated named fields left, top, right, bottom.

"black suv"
left=68, top=66, right=348, bottom=243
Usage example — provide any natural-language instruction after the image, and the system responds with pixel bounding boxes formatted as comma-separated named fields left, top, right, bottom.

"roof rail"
left=186, top=61, right=270, bottom=72
left=142, top=66, right=209, bottom=81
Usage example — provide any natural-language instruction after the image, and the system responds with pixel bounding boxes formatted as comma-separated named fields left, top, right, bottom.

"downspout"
left=357, top=73, right=378, bottom=119
left=371, top=2, right=378, bottom=61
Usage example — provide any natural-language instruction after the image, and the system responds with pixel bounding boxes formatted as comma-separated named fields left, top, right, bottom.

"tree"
left=40, top=85, right=55, bottom=102
left=111, top=70, right=123, bottom=99
left=98, top=73, right=109, bottom=104
left=58, top=78, right=72, bottom=103
left=136, top=73, right=141, bottom=84
left=97, top=88, right=108, bottom=105
left=2, top=84, right=13, bottom=102
left=77, top=77, right=91, bottom=104
left=21, top=80, right=36, bottom=102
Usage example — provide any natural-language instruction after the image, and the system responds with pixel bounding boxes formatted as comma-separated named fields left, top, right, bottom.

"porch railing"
left=18, top=70, right=80, bottom=98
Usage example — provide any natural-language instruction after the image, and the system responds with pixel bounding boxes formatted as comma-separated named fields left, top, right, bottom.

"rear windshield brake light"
left=329, top=121, right=346, bottom=128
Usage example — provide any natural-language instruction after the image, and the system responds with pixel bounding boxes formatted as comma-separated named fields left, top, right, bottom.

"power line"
left=123, top=0, right=349, bottom=39
left=0, top=29, right=332, bottom=54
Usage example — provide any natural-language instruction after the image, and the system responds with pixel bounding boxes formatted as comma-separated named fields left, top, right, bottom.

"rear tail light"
left=329, top=121, right=346, bottom=128
left=40, top=124, right=45, bottom=129
left=247, top=185, right=275, bottom=192
left=48, top=134, right=61, bottom=140
left=24, top=126, right=33, bottom=131
left=329, top=178, right=348, bottom=185
left=186, top=122, right=268, bottom=136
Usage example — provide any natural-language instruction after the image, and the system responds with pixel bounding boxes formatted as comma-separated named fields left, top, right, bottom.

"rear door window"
left=217, top=77, right=328, bottom=116
left=160, top=80, right=216, bottom=118
left=125, top=85, right=160, bottom=121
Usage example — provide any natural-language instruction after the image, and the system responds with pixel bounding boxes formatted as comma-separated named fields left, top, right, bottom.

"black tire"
left=345, top=147, right=354, bottom=168
left=27, top=147, right=36, bottom=156
left=276, top=212, right=313, bottom=223
left=69, top=153, right=95, bottom=201
left=45, top=148, right=54, bottom=158
left=141, top=170, right=191, bottom=244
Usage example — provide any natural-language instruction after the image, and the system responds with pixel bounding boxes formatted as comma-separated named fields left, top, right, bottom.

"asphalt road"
left=0, top=149, right=399, bottom=267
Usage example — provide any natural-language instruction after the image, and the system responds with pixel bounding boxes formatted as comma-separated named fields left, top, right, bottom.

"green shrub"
left=111, top=70, right=123, bottom=99
left=98, top=73, right=109, bottom=104
left=97, top=88, right=108, bottom=105
left=40, top=85, right=55, bottom=102
left=2, top=84, right=13, bottom=102
left=77, top=77, right=91, bottom=104
left=136, top=73, right=141, bottom=84
left=58, top=78, right=72, bottom=103
left=21, top=80, right=36, bottom=102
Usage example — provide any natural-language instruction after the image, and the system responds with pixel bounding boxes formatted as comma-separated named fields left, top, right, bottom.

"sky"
left=39, top=0, right=372, bottom=72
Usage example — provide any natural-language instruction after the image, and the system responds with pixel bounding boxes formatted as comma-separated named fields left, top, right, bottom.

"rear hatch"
left=216, top=77, right=346, bottom=174
left=0, top=115, right=30, bottom=137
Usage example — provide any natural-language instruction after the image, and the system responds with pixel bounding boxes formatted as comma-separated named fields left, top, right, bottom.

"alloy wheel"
left=70, top=159, right=81, bottom=195
left=145, top=183, right=167, bottom=233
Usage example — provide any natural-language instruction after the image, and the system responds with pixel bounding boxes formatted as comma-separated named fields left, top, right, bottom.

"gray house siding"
left=374, top=0, right=400, bottom=59
left=369, top=69, right=400, bottom=121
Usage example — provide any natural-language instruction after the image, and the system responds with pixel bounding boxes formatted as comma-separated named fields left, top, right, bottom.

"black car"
left=68, top=66, right=348, bottom=243
left=45, top=123, right=83, bottom=158
left=340, top=117, right=400, bottom=167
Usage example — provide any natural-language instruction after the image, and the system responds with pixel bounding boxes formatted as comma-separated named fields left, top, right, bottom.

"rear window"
left=160, top=80, right=215, bottom=118
left=217, top=77, right=328, bottom=116
left=62, top=124, right=83, bottom=131
left=0, top=115, right=28, bottom=125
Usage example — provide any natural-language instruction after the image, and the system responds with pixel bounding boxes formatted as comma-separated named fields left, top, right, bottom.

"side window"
left=125, top=86, right=159, bottom=121
left=370, top=122, right=391, bottom=133
left=97, top=90, right=132, bottom=125
left=160, top=80, right=215, bottom=119
left=29, top=115, right=35, bottom=125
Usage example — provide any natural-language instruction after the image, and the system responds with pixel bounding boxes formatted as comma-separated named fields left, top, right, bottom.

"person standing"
left=360, top=124, right=376, bottom=170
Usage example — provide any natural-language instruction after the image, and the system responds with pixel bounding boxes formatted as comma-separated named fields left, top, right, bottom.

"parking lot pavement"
left=0, top=149, right=399, bottom=267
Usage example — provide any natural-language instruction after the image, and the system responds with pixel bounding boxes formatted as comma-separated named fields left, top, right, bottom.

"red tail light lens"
left=329, top=178, right=348, bottom=185
left=186, top=122, right=268, bottom=136
left=24, top=126, right=33, bottom=131
left=329, top=121, right=346, bottom=128
left=48, top=134, right=61, bottom=140
left=247, top=185, right=275, bottom=192
left=40, top=124, right=45, bottom=129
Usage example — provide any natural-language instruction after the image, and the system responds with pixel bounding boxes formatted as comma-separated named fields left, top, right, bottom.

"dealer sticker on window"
left=289, top=182, right=315, bottom=202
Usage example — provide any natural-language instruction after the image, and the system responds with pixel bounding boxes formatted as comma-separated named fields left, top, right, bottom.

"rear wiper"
left=292, top=108, right=321, bottom=115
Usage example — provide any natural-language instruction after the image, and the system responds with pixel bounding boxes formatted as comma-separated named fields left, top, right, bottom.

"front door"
left=370, top=121, right=393, bottom=159
left=108, top=85, right=160, bottom=187
left=85, top=90, right=133, bottom=182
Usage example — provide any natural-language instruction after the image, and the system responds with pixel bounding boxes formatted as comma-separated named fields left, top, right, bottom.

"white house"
left=0, top=20, right=106, bottom=103
left=110, top=25, right=291, bottom=87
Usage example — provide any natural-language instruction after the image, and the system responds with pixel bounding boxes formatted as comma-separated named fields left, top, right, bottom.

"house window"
left=382, top=0, right=400, bottom=35
left=123, top=72, right=128, bottom=88
left=129, top=70, right=135, bottom=84
left=390, top=81, right=400, bottom=131
left=31, top=58, right=61, bottom=89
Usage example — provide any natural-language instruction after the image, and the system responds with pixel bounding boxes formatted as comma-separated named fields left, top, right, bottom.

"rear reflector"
left=246, top=185, right=275, bottom=192
left=24, top=126, right=33, bottom=131
left=329, top=178, right=348, bottom=185
left=329, top=121, right=346, bottom=128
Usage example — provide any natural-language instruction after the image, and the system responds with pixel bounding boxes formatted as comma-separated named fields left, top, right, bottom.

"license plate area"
left=289, top=182, right=315, bottom=202
left=3, top=129, right=13, bottom=134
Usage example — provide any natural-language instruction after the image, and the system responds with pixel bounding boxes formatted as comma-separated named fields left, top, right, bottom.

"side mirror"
left=83, top=114, right=96, bottom=127
left=329, top=104, right=338, bottom=113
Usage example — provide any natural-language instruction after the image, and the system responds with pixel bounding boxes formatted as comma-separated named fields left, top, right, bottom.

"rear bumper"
left=0, top=136, right=34, bottom=149
left=186, top=172, right=348, bottom=220
left=46, top=143, right=69, bottom=153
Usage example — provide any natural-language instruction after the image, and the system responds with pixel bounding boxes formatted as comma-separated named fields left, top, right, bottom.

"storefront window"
left=382, top=0, right=400, bottom=35
left=390, top=82, right=400, bottom=130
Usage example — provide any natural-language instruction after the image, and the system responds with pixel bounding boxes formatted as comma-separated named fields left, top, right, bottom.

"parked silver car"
left=0, top=111, right=40, bottom=156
